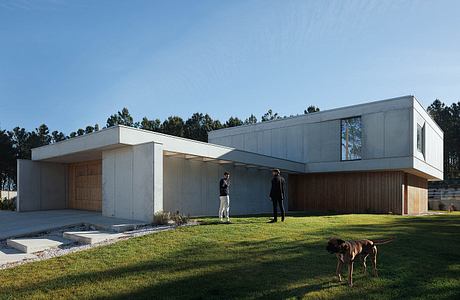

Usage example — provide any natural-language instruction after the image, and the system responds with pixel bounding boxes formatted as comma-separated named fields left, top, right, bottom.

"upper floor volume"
left=209, top=95, right=443, bottom=181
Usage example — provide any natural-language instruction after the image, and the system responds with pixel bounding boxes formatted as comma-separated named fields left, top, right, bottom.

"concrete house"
left=209, top=95, right=443, bottom=215
left=17, top=95, right=443, bottom=222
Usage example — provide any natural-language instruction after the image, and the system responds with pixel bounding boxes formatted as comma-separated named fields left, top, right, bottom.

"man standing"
left=219, top=172, right=230, bottom=222
left=269, top=169, right=286, bottom=223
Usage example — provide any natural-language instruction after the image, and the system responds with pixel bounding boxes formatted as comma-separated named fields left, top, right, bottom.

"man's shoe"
left=268, top=219, right=277, bottom=223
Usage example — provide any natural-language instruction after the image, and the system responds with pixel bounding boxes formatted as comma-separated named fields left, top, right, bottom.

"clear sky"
left=1, top=0, right=459, bottom=133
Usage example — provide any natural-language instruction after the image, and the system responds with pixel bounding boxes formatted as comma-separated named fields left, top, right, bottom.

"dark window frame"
left=417, top=123, right=425, bottom=156
left=340, top=116, right=362, bottom=161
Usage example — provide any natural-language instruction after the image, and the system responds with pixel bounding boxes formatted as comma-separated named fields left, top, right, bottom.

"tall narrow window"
left=341, top=117, right=362, bottom=160
left=417, top=123, right=425, bottom=155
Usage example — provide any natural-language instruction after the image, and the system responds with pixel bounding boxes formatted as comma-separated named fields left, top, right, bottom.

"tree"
left=225, top=117, right=243, bottom=128
left=304, top=105, right=320, bottom=114
left=106, top=107, right=134, bottom=127
left=51, top=131, right=66, bottom=143
left=0, top=129, right=16, bottom=190
left=69, top=132, right=77, bottom=138
left=8, top=127, right=30, bottom=159
left=36, top=124, right=51, bottom=146
left=261, top=109, right=280, bottom=122
left=140, top=117, right=162, bottom=132
left=162, top=116, right=184, bottom=137
left=244, top=114, right=257, bottom=125
left=85, top=126, right=95, bottom=134
left=184, top=113, right=217, bottom=142
left=428, top=99, right=460, bottom=179
left=76, top=129, right=85, bottom=136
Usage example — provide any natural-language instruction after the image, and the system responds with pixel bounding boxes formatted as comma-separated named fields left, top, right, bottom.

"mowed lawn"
left=1, top=213, right=459, bottom=300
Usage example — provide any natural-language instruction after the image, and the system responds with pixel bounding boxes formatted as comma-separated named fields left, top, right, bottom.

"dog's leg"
left=336, top=259, right=343, bottom=282
left=371, top=246, right=378, bottom=277
left=362, top=255, right=368, bottom=275
left=348, top=262, right=354, bottom=287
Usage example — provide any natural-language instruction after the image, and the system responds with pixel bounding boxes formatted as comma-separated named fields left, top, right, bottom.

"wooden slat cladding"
left=406, top=173, right=428, bottom=215
left=68, top=160, right=102, bottom=211
left=288, top=171, right=405, bottom=214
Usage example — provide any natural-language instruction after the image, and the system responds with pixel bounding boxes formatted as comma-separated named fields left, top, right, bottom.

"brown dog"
left=326, top=237, right=394, bottom=287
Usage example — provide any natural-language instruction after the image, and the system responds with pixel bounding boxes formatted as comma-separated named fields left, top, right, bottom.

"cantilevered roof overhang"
left=31, top=126, right=305, bottom=173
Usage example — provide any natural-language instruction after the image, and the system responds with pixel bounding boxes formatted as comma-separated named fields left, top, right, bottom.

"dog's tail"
left=372, top=237, right=395, bottom=245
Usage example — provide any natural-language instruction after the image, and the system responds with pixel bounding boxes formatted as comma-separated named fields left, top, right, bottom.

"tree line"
left=0, top=105, right=320, bottom=190
left=427, top=100, right=460, bottom=179
left=2, top=99, right=458, bottom=191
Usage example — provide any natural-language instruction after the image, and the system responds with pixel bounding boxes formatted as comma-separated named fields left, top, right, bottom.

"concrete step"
left=92, top=223, right=143, bottom=233
left=0, top=247, right=37, bottom=265
left=7, top=236, right=73, bottom=254
left=63, top=231, right=127, bottom=245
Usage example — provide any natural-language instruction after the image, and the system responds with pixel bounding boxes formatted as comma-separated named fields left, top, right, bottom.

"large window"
left=417, top=123, right=425, bottom=155
left=341, top=117, right=362, bottom=160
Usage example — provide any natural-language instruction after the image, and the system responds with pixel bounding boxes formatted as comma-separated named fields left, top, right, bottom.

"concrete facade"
left=164, top=156, right=277, bottom=216
left=17, top=160, right=67, bottom=212
left=16, top=95, right=443, bottom=221
left=209, top=96, right=443, bottom=181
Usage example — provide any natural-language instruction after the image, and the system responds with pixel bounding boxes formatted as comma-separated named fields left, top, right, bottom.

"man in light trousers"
left=219, top=172, right=230, bottom=222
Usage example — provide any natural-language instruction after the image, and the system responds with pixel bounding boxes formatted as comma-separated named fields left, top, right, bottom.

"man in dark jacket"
left=219, top=172, right=230, bottom=222
left=269, top=169, right=286, bottom=223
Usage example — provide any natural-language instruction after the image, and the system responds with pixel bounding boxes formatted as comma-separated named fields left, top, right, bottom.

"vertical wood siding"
left=288, top=171, right=405, bottom=214
left=68, top=160, right=102, bottom=211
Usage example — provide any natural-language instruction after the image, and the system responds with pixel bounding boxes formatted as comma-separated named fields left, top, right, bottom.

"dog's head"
left=326, top=238, right=346, bottom=254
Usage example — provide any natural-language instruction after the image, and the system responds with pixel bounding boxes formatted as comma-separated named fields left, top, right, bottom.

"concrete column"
left=102, top=142, right=163, bottom=222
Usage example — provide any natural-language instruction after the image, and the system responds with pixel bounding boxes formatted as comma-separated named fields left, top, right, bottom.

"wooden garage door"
left=68, top=160, right=102, bottom=211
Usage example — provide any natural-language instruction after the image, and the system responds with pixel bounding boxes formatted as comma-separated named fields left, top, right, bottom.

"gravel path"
left=0, top=222, right=197, bottom=270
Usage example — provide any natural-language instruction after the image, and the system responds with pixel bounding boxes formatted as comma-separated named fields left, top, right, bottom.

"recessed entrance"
left=68, top=160, right=102, bottom=211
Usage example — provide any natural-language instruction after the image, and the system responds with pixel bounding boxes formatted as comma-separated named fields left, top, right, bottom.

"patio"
left=0, top=210, right=148, bottom=240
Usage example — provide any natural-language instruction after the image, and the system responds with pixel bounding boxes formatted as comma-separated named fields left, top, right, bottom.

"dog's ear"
left=336, top=239, right=345, bottom=245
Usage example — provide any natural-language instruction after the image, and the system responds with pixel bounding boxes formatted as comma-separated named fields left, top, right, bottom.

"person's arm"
left=281, top=178, right=286, bottom=199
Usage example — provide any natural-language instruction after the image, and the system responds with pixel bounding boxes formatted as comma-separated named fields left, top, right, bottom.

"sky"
left=1, top=0, right=460, bottom=134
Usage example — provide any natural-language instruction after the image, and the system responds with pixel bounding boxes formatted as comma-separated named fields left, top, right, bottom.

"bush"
left=154, top=210, right=189, bottom=226
left=170, top=211, right=190, bottom=226
left=0, top=197, right=16, bottom=211
left=438, top=202, right=446, bottom=210
left=154, top=211, right=172, bottom=225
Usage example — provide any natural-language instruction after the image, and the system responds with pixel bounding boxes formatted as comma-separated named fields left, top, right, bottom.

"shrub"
left=438, top=202, right=446, bottom=210
left=154, top=210, right=190, bottom=226
left=154, top=211, right=172, bottom=225
left=0, top=197, right=16, bottom=211
left=170, top=211, right=190, bottom=226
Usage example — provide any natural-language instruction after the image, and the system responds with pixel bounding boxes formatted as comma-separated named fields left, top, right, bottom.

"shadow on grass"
left=2, top=214, right=459, bottom=299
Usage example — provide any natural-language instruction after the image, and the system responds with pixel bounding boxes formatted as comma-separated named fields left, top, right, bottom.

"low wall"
left=16, top=159, right=67, bottom=211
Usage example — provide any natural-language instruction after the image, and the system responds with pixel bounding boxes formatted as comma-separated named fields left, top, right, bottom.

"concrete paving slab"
left=0, top=210, right=148, bottom=240
left=63, top=231, right=127, bottom=244
left=7, top=236, right=73, bottom=253
left=0, top=248, right=37, bottom=265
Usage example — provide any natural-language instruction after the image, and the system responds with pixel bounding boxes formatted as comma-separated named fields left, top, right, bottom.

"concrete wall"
left=102, top=142, right=163, bottom=222
left=17, top=159, right=67, bottom=211
left=210, top=97, right=413, bottom=169
left=163, top=156, right=279, bottom=216
left=413, top=100, right=444, bottom=180
left=209, top=96, right=443, bottom=180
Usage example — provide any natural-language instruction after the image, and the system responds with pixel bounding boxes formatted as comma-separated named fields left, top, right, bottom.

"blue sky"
left=1, top=0, right=459, bottom=133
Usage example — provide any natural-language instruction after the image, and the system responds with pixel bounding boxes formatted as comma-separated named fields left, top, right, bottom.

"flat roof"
left=31, top=126, right=305, bottom=173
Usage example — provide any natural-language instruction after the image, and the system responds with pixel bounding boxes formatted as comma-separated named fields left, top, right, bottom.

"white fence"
left=0, top=191, right=17, bottom=200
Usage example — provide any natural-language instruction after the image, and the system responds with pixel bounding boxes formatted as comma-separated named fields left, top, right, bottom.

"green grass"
left=1, top=213, right=459, bottom=300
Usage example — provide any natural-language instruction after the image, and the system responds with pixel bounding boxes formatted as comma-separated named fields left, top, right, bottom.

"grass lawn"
left=1, top=213, right=459, bottom=300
